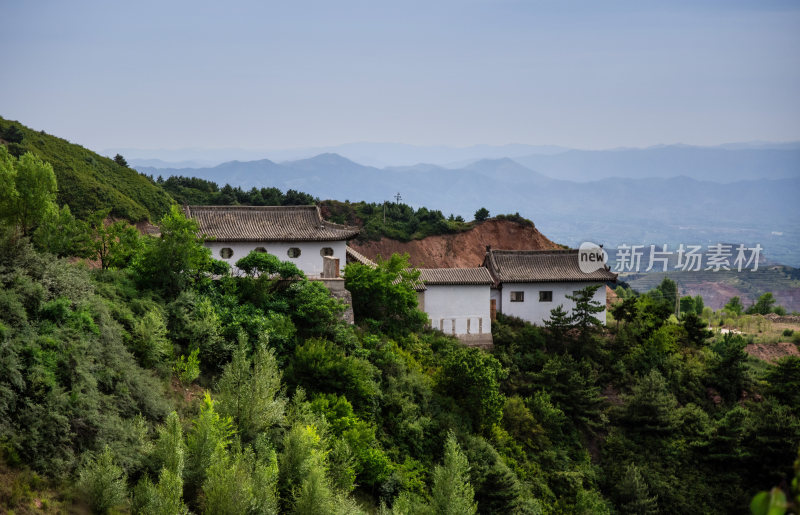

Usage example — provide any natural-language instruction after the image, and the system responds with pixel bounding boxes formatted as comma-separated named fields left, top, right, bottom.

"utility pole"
left=394, top=192, right=402, bottom=203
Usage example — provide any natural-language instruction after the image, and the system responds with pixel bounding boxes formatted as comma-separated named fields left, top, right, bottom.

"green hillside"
left=0, top=116, right=172, bottom=221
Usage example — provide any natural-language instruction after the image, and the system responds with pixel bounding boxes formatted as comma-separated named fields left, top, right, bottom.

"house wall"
left=498, top=281, right=607, bottom=325
left=204, top=240, right=347, bottom=278
left=422, top=284, right=491, bottom=337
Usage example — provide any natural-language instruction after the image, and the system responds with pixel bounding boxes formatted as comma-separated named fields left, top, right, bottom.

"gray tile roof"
left=484, top=249, right=617, bottom=283
left=417, top=267, right=493, bottom=286
left=184, top=205, right=359, bottom=242
left=346, top=247, right=377, bottom=267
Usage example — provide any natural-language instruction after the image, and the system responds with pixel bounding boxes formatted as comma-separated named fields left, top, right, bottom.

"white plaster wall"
left=205, top=240, right=347, bottom=278
left=499, top=281, right=607, bottom=325
left=422, top=284, right=492, bottom=337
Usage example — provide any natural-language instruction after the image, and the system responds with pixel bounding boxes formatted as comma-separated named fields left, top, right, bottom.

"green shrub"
left=76, top=447, right=128, bottom=514
left=174, top=348, right=201, bottom=385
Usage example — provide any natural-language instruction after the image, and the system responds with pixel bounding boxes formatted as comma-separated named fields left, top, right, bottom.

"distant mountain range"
left=136, top=152, right=800, bottom=267
left=121, top=141, right=800, bottom=178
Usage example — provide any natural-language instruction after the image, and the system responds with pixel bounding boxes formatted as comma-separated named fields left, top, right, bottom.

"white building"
left=483, top=248, right=616, bottom=325
left=415, top=268, right=494, bottom=348
left=184, top=205, right=359, bottom=278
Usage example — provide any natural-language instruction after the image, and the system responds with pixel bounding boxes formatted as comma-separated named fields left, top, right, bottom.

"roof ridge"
left=490, top=248, right=577, bottom=254
left=186, top=204, right=317, bottom=210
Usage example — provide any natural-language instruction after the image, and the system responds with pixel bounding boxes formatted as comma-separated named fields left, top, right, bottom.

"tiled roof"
left=418, top=267, right=493, bottom=286
left=484, top=249, right=617, bottom=283
left=184, top=205, right=359, bottom=242
left=346, top=247, right=377, bottom=267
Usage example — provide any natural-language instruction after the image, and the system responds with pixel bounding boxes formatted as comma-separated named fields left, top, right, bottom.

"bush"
left=76, top=447, right=128, bottom=514
left=174, top=348, right=200, bottom=385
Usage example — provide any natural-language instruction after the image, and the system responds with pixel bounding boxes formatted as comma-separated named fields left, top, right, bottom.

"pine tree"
left=544, top=304, right=572, bottom=353
left=216, top=334, right=286, bottom=443
left=617, top=463, right=658, bottom=514
left=77, top=447, right=128, bottom=514
left=185, top=393, right=234, bottom=494
left=430, top=432, right=478, bottom=515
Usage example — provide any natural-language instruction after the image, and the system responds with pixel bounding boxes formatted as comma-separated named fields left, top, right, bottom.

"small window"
left=320, top=247, right=334, bottom=257
left=510, top=291, right=524, bottom=302
left=220, top=247, right=233, bottom=259
left=539, top=291, right=553, bottom=302
left=255, top=247, right=267, bottom=253
left=287, top=247, right=301, bottom=258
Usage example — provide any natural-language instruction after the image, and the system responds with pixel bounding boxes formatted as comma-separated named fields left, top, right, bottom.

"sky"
left=2, top=0, right=799, bottom=153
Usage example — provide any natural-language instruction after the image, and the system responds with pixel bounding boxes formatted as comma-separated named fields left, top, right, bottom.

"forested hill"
left=2, top=123, right=799, bottom=514
left=0, top=117, right=172, bottom=221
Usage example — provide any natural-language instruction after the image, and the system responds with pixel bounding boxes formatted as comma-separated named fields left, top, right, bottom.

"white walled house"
left=483, top=248, right=616, bottom=325
left=415, top=268, right=494, bottom=348
left=184, top=205, right=359, bottom=278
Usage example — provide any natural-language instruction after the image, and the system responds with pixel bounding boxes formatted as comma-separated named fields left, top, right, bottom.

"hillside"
left=350, top=218, right=560, bottom=267
left=622, top=266, right=800, bottom=312
left=0, top=117, right=172, bottom=221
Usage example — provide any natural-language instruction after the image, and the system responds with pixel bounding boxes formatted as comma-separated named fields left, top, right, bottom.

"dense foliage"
left=1, top=150, right=798, bottom=513
left=0, top=117, right=173, bottom=221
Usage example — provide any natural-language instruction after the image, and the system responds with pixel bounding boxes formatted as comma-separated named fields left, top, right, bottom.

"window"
left=255, top=247, right=267, bottom=253
left=539, top=291, right=553, bottom=302
left=220, top=247, right=233, bottom=259
left=320, top=247, right=334, bottom=257
left=510, top=291, right=524, bottom=302
left=287, top=247, right=301, bottom=258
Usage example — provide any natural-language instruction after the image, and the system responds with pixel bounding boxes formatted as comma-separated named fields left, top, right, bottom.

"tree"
left=0, top=145, right=19, bottom=224
left=131, top=309, right=172, bottom=367
left=566, top=284, right=605, bottom=352
left=438, top=347, right=507, bottom=432
left=709, top=334, right=749, bottom=402
left=766, top=357, right=800, bottom=416
left=618, top=370, right=680, bottom=436
left=344, top=253, right=428, bottom=334
left=655, top=277, right=678, bottom=313
left=694, top=295, right=704, bottom=315
left=0, top=148, right=58, bottom=235
left=216, top=336, right=287, bottom=443
left=2, top=124, right=24, bottom=143
left=185, top=393, right=235, bottom=494
left=679, top=296, right=696, bottom=316
left=77, top=447, right=128, bottom=514
left=32, top=204, right=93, bottom=257
left=544, top=305, right=572, bottom=353
left=724, top=296, right=744, bottom=316
left=747, top=292, right=777, bottom=315
left=474, top=207, right=490, bottom=222
left=682, top=312, right=712, bottom=347
left=132, top=205, right=213, bottom=295
left=430, top=432, right=478, bottom=515
left=152, top=411, right=185, bottom=476
left=615, top=463, right=658, bottom=514
left=114, top=153, right=129, bottom=167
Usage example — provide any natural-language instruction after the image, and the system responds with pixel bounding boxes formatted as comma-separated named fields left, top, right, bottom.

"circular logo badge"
left=578, top=242, right=608, bottom=274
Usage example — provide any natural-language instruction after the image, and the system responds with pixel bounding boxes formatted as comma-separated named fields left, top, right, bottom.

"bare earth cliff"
left=350, top=219, right=560, bottom=268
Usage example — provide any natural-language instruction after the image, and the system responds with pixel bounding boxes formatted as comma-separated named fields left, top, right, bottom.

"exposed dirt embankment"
left=350, top=219, right=560, bottom=268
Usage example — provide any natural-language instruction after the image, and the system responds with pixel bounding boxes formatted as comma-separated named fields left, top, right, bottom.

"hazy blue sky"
left=2, top=0, right=799, bottom=152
